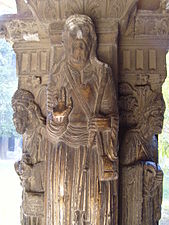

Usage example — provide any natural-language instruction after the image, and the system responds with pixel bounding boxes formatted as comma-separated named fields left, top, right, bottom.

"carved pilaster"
left=119, top=8, right=169, bottom=225
left=13, top=40, right=50, bottom=117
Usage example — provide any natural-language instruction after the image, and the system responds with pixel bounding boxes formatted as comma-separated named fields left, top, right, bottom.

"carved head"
left=143, top=161, right=157, bottom=194
left=12, top=89, right=44, bottom=134
left=62, top=14, right=97, bottom=69
left=119, top=83, right=165, bottom=136
left=138, top=92, right=165, bottom=136
left=119, top=83, right=139, bottom=127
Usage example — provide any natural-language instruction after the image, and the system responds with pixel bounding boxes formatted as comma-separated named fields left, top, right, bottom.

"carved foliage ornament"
left=119, top=83, right=165, bottom=130
left=26, top=0, right=137, bottom=21
left=135, top=13, right=169, bottom=37
left=119, top=83, right=165, bottom=164
left=6, top=20, right=39, bottom=41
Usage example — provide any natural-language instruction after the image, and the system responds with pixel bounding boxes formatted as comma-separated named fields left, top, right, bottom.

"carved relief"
left=26, top=0, right=137, bottom=21
left=119, top=18, right=166, bottom=221
left=12, top=89, right=46, bottom=224
left=120, top=85, right=165, bottom=165
left=120, top=164, right=143, bottom=225
left=143, top=162, right=163, bottom=225
left=6, top=20, right=39, bottom=42
left=4, top=0, right=168, bottom=224
left=135, top=13, right=169, bottom=37
left=46, top=14, right=119, bottom=225
left=120, top=162, right=163, bottom=225
left=66, top=0, right=102, bottom=18
left=12, top=40, right=50, bottom=117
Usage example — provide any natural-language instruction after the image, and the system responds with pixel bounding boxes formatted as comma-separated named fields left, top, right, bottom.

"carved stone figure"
left=46, top=14, right=119, bottom=225
left=120, top=161, right=163, bottom=225
left=12, top=89, right=46, bottom=163
left=143, top=161, right=163, bottom=225
left=120, top=89, right=165, bottom=166
left=5, top=0, right=168, bottom=224
left=12, top=89, right=46, bottom=224
left=119, top=86, right=165, bottom=225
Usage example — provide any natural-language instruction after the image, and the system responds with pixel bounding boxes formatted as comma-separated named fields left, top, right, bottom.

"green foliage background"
left=159, top=52, right=169, bottom=171
left=0, top=39, right=18, bottom=137
left=159, top=52, right=169, bottom=225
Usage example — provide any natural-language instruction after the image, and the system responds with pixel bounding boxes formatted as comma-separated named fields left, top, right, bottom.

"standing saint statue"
left=46, top=14, right=119, bottom=225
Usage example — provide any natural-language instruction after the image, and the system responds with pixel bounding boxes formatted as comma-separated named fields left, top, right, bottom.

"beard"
left=14, top=118, right=27, bottom=134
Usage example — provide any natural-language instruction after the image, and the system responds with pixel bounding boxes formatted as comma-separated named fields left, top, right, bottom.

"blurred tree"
left=159, top=52, right=169, bottom=171
left=0, top=39, right=18, bottom=137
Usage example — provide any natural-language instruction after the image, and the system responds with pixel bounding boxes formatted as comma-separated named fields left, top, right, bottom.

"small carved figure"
left=46, top=14, right=119, bottom=225
left=120, top=161, right=163, bottom=225
left=12, top=89, right=46, bottom=224
left=12, top=89, right=46, bottom=192
left=143, top=161, right=163, bottom=225
left=119, top=84, right=164, bottom=225
left=120, top=90, right=165, bottom=165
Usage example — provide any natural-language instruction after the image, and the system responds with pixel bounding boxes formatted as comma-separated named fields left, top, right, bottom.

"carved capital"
left=26, top=0, right=138, bottom=22
left=135, top=11, right=169, bottom=38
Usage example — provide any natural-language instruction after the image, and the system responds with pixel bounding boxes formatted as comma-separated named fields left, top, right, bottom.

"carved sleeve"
left=100, top=66, right=118, bottom=116
left=46, top=68, right=69, bottom=144
left=100, top=66, right=119, bottom=161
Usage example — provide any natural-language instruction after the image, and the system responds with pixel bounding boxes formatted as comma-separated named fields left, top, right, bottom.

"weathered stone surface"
left=120, top=89, right=165, bottom=165
left=120, top=162, right=163, bottom=225
left=12, top=89, right=46, bottom=224
left=118, top=4, right=168, bottom=225
left=46, top=14, right=119, bottom=225
left=138, top=0, right=161, bottom=10
left=1, top=0, right=167, bottom=225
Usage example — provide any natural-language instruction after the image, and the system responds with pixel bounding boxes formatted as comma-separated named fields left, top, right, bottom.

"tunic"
left=46, top=59, right=118, bottom=225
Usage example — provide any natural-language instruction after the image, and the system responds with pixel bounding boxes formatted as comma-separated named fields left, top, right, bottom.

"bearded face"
left=65, top=24, right=92, bottom=70
left=13, top=104, right=29, bottom=134
left=70, top=39, right=89, bottom=66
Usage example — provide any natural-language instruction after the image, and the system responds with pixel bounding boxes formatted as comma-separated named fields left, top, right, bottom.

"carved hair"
left=137, top=91, right=165, bottom=133
left=12, top=89, right=45, bottom=125
left=119, top=83, right=165, bottom=133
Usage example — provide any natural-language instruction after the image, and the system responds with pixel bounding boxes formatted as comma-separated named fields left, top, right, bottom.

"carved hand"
left=52, top=87, right=72, bottom=124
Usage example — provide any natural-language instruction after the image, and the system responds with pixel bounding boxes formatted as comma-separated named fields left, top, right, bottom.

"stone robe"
left=46, top=59, right=118, bottom=225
